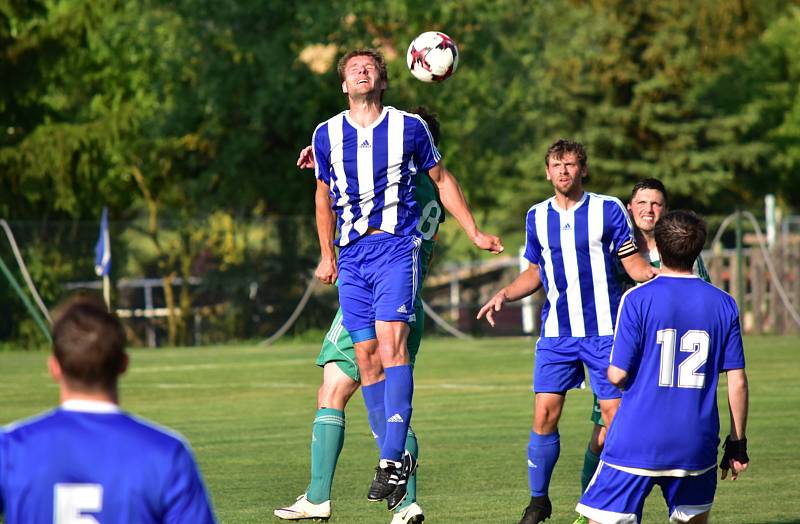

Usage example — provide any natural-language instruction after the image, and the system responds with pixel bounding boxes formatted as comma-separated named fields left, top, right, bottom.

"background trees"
left=2, top=0, right=798, bottom=343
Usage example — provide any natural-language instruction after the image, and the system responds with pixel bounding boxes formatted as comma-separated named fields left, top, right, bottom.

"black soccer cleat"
left=368, top=459, right=402, bottom=502
left=386, top=450, right=418, bottom=511
left=519, top=495, right=552, bottom=524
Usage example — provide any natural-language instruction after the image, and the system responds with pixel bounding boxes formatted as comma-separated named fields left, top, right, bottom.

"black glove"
left=719, top=435, right=749, bottom=470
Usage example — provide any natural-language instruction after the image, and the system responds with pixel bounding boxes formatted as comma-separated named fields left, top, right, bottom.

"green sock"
left=306, top=408, right=345, bottom=504
left=395, top=427, right=419, bottom=512
left=581, top=446, right=600, bottom=494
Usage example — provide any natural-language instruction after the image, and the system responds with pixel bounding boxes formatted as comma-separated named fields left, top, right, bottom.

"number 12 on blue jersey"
left=657, top=329, right=709, bottom=389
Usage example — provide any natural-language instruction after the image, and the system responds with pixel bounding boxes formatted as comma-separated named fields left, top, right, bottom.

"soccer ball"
left=406, top=31, right=459, bottom=83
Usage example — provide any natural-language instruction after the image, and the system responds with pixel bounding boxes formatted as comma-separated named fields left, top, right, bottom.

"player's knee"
left=355, top=352, right=382, bottom=381
left=377, top=342, right=409, bottom=366
left=590, top=424, right=607, bottom=452
left=598, top=400, right=620, bottom=426
left=533, top=395, right=564, bottom=432
left=317, top=379, right=358, bottom=410
left=533, top=409, right=561, bottom=433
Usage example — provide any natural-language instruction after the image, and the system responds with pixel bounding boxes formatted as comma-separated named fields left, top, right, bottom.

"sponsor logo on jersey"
left=359, top=139, right=371, bottom=149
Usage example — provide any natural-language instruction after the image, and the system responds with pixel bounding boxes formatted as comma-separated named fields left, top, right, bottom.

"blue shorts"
left=576, top=461, right=716, bottom=524
left=337, top=233, right=422, bottom=343
left=533, top=336, right=620, bottom=400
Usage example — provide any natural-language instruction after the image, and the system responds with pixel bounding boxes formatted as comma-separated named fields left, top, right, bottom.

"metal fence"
left=2, top=212, right=798, bottom=348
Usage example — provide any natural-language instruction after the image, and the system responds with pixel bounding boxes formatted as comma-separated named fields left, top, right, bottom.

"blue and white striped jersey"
left=312, top=106, right=441, bottom=247
left=524, top=192, right=637, bottom=337
left=0, top=401, right=216, bottom=524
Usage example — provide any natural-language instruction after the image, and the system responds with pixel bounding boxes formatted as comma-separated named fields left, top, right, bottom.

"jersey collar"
left=549, top=191, right=588, bottom=213
left=344, top=105, right=389, bottom=131
left=61, top=399, right=121, bottom=414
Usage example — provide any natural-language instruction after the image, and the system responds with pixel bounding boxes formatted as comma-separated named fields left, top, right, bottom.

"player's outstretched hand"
left=719, top=435, right=749, bottom=480
left=477, top=290, right=508, bottom=327
left=472, top=231, right=504, bottom=254
left=315, top=257, right=337, bottom=285
left=297, top=145, right=315, bottom=169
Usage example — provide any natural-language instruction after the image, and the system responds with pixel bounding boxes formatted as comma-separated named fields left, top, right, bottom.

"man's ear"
left=119, top=353, right=129, bottom=376
left=342, top=81, right=348, bottom=94
left=48, top=355, right=62, bottom=383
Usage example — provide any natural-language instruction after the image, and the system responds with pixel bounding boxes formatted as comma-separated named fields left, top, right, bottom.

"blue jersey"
left=0, top=401, right=216, bottom=524
left=524, top=192, right=637, bottom=337
left=312, top=106, right=441, bottom=247
left=603, top=275, right=746, bottom=471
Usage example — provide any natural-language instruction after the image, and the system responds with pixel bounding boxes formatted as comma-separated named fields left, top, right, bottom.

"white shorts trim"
left=576, top=502, right=638, bottom=524
left=669, top=503, right=713, bottom=523
left=607, top=463, right=716, bottom=477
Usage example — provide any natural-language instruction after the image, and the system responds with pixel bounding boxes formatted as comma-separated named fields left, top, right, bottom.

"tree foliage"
left=1, top=0, right=799, bottom=343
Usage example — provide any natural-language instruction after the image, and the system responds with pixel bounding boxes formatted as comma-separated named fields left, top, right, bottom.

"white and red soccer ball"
left=406, top=31, right=459, bottom=83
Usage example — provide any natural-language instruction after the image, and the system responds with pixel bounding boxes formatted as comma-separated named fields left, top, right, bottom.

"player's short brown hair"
left=544, top=139, right=588, bottom=168
left=52, top=293, right=126, bottom=391
left=631, top=178, right=669, bottom=207
left=337, top=48, right=389, bottom=86
left=655, top=210, right=707, bottom=272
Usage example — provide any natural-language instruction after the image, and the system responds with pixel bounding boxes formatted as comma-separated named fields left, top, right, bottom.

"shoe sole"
left=274, top=515, right=330, bottom=522
left=273, top=509, right=331, bottom=521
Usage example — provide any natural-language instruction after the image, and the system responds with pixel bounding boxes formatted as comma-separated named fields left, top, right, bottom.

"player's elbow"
left=607, top=365, right=627, bottom=388
left=727, top=368, right=749, bottom=395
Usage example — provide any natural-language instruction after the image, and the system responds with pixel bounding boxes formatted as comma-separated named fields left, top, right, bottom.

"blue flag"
left=94, top=207, right=111, bottom=277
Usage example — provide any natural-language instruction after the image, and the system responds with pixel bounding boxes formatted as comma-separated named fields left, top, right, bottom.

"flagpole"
left=103, top=275, right=111, bottom=309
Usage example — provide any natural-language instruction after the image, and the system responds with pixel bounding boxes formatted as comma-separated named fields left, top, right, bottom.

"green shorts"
left=316, top=239, right=434, bottom=382
left=589, top=394, right=605, bottom=426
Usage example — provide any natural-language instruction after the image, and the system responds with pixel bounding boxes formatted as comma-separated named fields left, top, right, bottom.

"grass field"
left=1, top=335, right=798, bottom=523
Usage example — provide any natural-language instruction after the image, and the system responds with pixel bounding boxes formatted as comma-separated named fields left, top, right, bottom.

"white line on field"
left=154, top=382, right=313, bottom=389
left=416, top=383, right=526, bottom=391
left=133, top=359, right=309, bottom=373
left=148, top=382, right=525, bottom=391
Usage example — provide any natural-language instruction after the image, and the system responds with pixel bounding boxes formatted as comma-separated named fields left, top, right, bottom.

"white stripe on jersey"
left=381, top=110, right=405, bottom=232
left=411, top=237, right=422, bottom=303
left=588, top=195, right=613, bottom=335
left=560, top=211, right=585, bottom=337
left=534, top=203, right=560, bottom=337
left=328, top=115, right=353, bottom=242
left=353, top=127, right=375, bottom=236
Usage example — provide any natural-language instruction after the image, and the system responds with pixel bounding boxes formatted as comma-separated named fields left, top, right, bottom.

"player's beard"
left=554, top=176, right=582, bottom=199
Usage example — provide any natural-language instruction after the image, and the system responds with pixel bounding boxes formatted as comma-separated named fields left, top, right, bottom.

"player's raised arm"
left=427, top=162, right=503, bottom=254
left=721, top=368, right=750, bottom=480
left=477, top=265, right=542, bottom=327
left=314, top=179, right=337, bottom=285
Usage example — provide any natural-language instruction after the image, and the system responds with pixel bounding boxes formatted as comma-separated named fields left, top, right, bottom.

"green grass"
left=1, top=336, right=797, bottom=523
